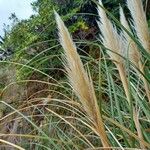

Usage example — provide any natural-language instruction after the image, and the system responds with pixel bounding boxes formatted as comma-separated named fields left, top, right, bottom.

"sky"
left=0, top=0, right=34, bottom=36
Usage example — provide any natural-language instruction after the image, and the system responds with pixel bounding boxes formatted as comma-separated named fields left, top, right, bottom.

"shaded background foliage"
left=0, top=0, right=150, bottom=80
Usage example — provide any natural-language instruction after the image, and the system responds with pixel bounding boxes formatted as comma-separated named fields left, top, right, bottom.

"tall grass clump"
left=97, top=0, right=145, bottom=148
left=96, top=0, right=150, bottom=149
left=54, top=0, right=150, bottom=149
left=0, top=0, right=150, bottom=149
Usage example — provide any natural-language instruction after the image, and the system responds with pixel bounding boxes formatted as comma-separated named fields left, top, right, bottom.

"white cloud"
left=0, top=0, right=34, bottom=36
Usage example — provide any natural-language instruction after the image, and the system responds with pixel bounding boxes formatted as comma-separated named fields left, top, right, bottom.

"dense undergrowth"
left=0, top=0, right=150, bottom=149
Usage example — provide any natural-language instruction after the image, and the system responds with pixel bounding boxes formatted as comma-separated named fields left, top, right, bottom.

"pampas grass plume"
left=120, top=6, right=140, bottom=69
left=127, top=0, right=150, bottom=52
left=54, top=10, right=110, bottom=148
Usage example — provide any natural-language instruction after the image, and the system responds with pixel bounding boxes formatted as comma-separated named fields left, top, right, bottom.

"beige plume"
left=120, top=6, right=140, bottom=69
left=127, top=0, right=150, bottom=52
left=97, top=0, right=131, bottom=102
left=126, top=1, right=150, bottom=102
left=98, top=3, right=146, bottom=148
left=54, top=11, right=110, bottom=148
left=97, top=0, right=124, bottom=65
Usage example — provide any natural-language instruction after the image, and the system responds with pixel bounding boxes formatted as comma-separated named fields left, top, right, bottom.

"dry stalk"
left=133, top=109, right=145, bottom=149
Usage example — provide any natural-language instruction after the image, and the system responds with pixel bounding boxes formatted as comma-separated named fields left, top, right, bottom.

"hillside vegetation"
left=0, top=0, right=150, bottom=149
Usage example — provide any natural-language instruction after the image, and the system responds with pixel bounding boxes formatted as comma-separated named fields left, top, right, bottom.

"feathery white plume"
left=97, top=0, right=125, bottom=65
left=127, top=0, right=150, bottom=52
left=120, top=6, right=140, bottom=68
left=54, top=10, right=110, bottom=148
